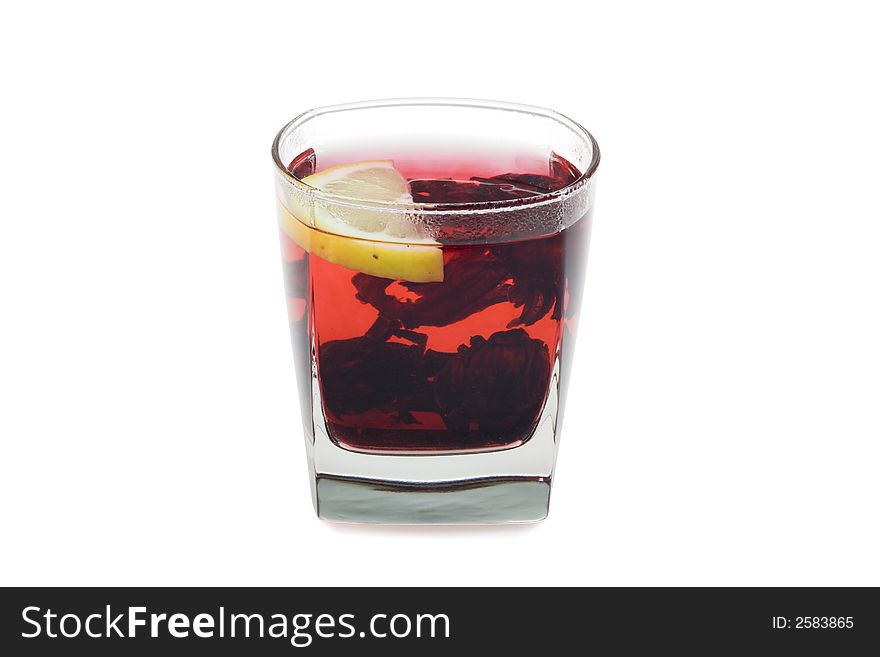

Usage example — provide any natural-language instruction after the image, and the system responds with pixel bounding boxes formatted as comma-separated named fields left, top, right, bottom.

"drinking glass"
left=272, top=99, right=599, bottom=523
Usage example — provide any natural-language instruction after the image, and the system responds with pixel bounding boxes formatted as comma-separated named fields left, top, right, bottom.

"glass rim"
left=271, top=97, right=600, bottom=215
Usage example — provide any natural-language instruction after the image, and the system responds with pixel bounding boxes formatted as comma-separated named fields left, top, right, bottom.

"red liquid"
left=281, top=148, right=589, bottom=453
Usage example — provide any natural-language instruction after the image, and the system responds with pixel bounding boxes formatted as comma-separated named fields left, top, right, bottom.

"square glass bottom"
left=301, top=354, right=563, bottom=524
left=315, top=476, right=551, bottom=524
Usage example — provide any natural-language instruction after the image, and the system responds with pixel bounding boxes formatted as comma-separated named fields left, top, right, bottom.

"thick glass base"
left=315, top=476, right=550, bottom=524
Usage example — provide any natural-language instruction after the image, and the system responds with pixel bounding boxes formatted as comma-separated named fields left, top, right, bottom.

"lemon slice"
left=279, top=161, right=443, bottom=282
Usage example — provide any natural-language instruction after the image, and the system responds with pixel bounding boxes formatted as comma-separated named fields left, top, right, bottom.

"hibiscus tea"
left=281, top=147, right=589, bottom=454
left=273, top=99, right=598, bottom=523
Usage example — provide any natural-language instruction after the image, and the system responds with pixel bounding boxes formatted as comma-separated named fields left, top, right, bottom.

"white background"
left=1, top=1, right=878, bottom=587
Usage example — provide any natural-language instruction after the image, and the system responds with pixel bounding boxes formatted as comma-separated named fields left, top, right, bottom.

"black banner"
left=1, top=587, right=877, bottom=654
